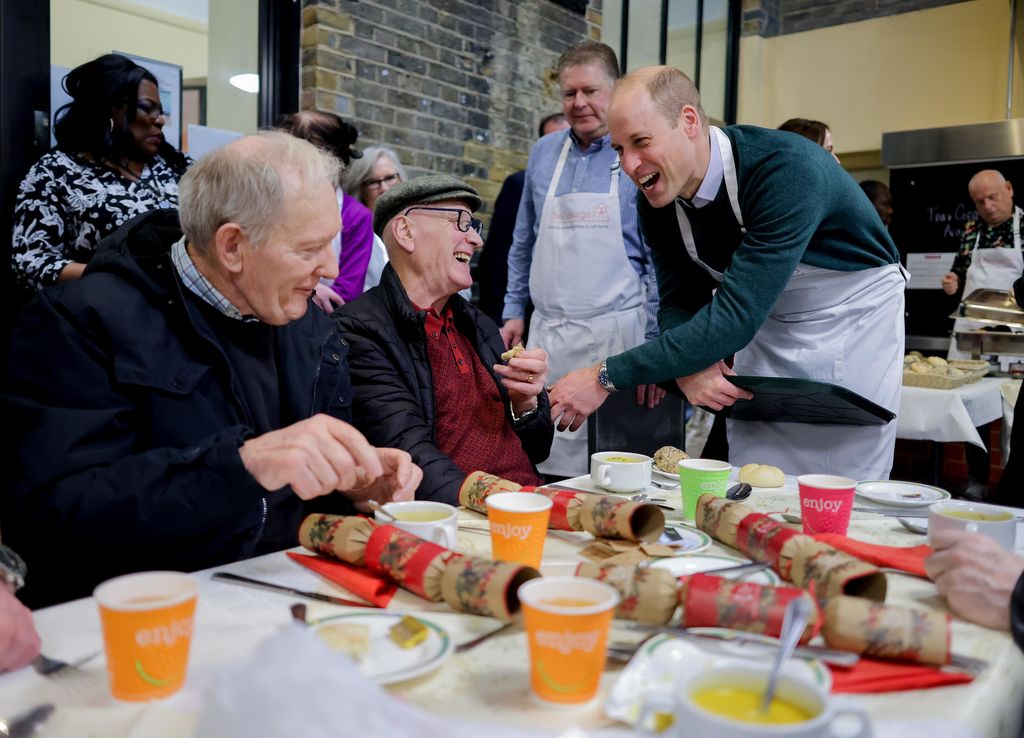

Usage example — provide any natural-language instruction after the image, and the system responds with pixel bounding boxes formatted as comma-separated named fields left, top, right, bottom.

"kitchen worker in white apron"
left=551, top=65, right=906, bottom=481
left=501, top=42, right=662, bottom=477
left=943, top=170, right=1022, bottom=360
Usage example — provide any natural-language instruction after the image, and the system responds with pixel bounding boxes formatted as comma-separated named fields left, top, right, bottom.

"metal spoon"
left=727, top=483, right=752, bottom=501
left=897, top=517, right=928, bottom=535
left=650, top=479, right=678, bottom=490
left=366, top=499, right=396, bottom=522
left=761, top=597, right=812, bottom=713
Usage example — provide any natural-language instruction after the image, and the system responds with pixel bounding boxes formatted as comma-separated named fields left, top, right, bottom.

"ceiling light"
left=229, top=74, right=259, bottom=94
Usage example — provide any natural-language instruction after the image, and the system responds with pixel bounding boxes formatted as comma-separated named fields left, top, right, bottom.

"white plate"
left=652, top=468, right=680, bottom=484
left=648, top=553, right=781, bottom=585
left=855, top=480, right=951, bottom=508
left=314, top=612, right=452, bottom=685
left=605, top=631, right=831, bottom=729
left=658, top=525, right=712, bottom=554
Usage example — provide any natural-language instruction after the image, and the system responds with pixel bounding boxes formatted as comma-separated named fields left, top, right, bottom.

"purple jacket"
left=331, top=193, right=375, bottom=302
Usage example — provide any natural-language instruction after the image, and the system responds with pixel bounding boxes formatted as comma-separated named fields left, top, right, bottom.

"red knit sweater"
left=422, top=305, right=542, bottom=487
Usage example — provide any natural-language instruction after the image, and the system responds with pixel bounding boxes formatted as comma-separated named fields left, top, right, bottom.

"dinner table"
left=2, top=469, right=1023, bottom=738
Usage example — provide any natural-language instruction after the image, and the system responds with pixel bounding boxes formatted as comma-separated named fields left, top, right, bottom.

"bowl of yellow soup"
left=375, top=501, right=458, bottom=548
left=666, top=663, right=871, bottom=737
left=589, top=451, right=652, bottom=493
left=928, top=499, right=1017, bottom=551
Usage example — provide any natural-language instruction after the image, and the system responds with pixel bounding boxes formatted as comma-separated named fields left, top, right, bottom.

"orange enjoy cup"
left=518, top=576, right=619, bottom=705
left=94, top=571, right=198, bottom=701
left=485, top=491, right=552, bottom=568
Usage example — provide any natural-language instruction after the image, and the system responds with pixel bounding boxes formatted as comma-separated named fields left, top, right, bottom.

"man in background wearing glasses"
left=336, top=176, right=554, bottom=505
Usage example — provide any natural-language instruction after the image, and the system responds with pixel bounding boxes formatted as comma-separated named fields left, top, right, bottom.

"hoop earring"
left=108, top=118, right=114, bottom=133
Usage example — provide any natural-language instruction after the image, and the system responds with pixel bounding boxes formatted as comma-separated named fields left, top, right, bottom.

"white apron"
left=676, top=127, right=906, bottom=480
left=948, top=206, right=1023, bottom=360
left=528, top=136, right=647, bottom=476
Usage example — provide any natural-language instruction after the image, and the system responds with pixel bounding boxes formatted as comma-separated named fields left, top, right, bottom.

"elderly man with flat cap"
left=336, top=176, right=554, bottom=505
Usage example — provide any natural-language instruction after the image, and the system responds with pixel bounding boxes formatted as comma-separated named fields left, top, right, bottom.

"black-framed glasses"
left=403, top=207, right=483, bottom=235
left=135, top=99, right=166, bottom=120
left=362, top=173, right=401, bottom=190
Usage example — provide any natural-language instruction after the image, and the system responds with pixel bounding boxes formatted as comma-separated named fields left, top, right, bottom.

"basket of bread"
left=902, top=352, right=974, bottom=389
left=948, top=359, right=990, bottom=382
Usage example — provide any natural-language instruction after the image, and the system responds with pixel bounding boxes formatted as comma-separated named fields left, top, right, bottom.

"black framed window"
left=619, top=0, right=740, bottom=124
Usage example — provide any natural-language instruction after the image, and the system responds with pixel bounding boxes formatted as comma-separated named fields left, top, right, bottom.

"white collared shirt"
left=678, top=131, right=723, bottom=210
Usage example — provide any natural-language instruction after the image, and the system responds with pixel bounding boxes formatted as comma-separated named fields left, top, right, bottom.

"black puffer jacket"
left=335, top=265, right=553, bottom=504
left=2, top=210, right=357, bottom=607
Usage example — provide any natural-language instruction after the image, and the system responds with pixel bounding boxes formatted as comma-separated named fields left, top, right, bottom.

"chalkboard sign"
left=890, top=159, right=1024, bottom=337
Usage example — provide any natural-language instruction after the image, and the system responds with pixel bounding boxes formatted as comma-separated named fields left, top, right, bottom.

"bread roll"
left=926, top=356, right=947, bottom=367
left=910, top=362, right=932, bottom=374
left=738, top=463, right=784, bottom=488
left=653, top=446, right=688, bottom=473
left=500, top=343, right=525, bottom=362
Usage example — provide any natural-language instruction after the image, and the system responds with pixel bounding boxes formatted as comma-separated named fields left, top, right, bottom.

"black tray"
left=722, top=376, right=895, bottom=426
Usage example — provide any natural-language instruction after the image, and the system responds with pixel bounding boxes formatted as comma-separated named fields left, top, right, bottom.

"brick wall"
left=300, top=0, right=602, bottom=217
left=742, top=0, right=968, bottom=37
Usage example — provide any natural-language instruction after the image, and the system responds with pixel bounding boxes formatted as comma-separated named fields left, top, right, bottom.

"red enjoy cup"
left=797, top=474, right=856, bottom=535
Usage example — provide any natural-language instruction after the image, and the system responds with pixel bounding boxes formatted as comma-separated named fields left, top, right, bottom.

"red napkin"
left=287, top=552, right=398, bottom=608
left=830, top=657, right=973, bottom=693
left=812, top=534, right=932, bottom=577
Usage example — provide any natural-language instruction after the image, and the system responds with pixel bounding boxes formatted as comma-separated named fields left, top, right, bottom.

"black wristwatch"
left=0, top=545, right=27, bottom=592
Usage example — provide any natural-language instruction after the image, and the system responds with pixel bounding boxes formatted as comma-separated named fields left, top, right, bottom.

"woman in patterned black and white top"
left=11, top=54, right=190, bottom=290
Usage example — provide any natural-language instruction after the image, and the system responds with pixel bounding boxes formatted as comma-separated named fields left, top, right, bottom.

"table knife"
left=211, top=572, right=377, bottom=608
left=2, top=703, right=55, bottom=738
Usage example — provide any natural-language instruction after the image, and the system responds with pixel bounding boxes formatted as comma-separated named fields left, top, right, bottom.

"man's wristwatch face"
left=597, top=361, right=617, bottom=392
left=0, top=545, right=27, bottom=591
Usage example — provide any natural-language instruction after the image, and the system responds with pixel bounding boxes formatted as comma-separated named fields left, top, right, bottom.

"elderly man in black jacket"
left=3, top=132, right=421, bottom=607
left=336, top=176, right=553, bottom=505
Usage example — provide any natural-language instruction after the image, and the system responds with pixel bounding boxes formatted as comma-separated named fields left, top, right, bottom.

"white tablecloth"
left=897, top=377, right=1008, bottom=448
left=2, top=473, right=1023, bottom=737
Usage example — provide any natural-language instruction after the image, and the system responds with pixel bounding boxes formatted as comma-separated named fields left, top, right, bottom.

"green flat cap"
left=373, top=174, right=482, bottom=237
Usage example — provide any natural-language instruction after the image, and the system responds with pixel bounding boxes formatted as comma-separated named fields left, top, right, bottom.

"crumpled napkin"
left=580, top=539, right=679, bottom=564
left=194, top=624, right=632, bottom=738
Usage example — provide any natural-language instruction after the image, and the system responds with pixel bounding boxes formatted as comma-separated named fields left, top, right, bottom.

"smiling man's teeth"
left=638, top=172, right=658, bottom=190
left=454, top=253, right=471, bottom=263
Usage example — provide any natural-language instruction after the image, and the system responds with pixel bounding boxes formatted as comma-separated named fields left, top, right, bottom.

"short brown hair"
left=778, top=118, right=830, bottom=146
left=624, top=66, right=708, bottom=129
left=556, top=41, right=620, bottom=84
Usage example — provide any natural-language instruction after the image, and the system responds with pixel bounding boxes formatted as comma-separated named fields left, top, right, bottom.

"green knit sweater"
left=607, top=125, right=899, bottom=388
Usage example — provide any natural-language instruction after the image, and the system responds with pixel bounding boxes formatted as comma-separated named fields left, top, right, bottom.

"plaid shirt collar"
left=170, top=237, right=260, bottom=322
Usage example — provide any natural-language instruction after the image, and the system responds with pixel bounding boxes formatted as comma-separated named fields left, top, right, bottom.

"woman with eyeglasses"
left=342, top=146, right=408, bottom=212
left=11, top=54, right=190, bottom=290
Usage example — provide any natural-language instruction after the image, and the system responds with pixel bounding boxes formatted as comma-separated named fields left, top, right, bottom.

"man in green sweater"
left=550, top=66, right=906, bottom=480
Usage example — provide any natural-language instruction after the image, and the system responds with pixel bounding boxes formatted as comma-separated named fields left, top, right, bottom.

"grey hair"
left=179, top=130, right=342, bottom=253
left=340, top=145, right=408, bottom=205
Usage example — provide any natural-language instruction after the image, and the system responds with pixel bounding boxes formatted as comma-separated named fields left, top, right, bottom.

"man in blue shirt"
left=500, top=41, right=662, bottom=477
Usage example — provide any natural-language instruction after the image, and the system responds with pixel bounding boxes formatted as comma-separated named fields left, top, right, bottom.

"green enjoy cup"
left=679, top=459, right=732, bottom=520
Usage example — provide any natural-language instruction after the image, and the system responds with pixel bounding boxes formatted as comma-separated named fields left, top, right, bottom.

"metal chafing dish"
left=954, top=289, right=1024, bottom=325
left=954, top=331, right=1024, bottom=358
left=950, top=290, right=1024, bottom=358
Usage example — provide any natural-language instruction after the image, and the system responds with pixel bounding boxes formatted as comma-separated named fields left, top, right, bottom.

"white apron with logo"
left=948, top=206, right=1023, bottom=360
left=528, top=136, right=647, bottom=476
left=675, top=127, right=906, bottom=480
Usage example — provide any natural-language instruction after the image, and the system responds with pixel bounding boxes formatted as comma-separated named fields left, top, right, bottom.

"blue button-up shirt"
left=502, top=129, right=659, bottom=339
